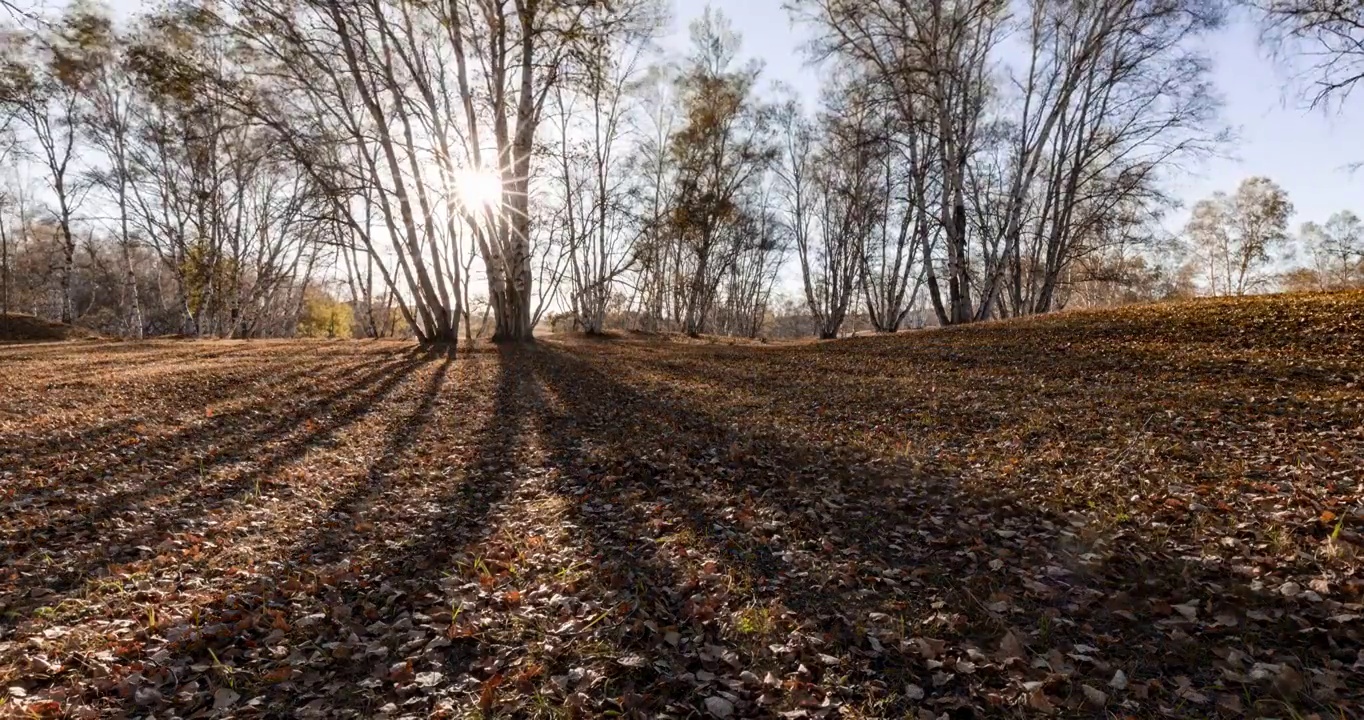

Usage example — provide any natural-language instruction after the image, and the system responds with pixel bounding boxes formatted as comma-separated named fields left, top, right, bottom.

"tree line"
left=0, top=0, right=1357, bottom=344
left=1179, top=176, right=1364, bottom=296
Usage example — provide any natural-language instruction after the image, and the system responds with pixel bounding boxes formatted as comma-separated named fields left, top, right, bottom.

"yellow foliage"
left=297, top=290, right=353, bottom=339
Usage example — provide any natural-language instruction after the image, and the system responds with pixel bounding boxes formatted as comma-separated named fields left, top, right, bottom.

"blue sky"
left=664, top=0, right=1364, bottom=236
left=93, top=0, right=1363, bottom=235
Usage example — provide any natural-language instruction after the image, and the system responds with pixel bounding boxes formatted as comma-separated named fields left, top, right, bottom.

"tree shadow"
left=2, top=350, right=428, bottom=617
left=520, top=342, right=1359, bottom=718
left=0, top=351, right=358, bottom=477
left=6, top=335, right=1357, bottom=718
left=72, top=347, right=528, bottom=717
left=2, top=342, right=265, bottom=385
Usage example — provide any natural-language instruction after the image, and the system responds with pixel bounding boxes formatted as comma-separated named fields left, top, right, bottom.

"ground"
left=1, top=293, right=1362, bottom=720
left=0, top=314, right=102, bottom=343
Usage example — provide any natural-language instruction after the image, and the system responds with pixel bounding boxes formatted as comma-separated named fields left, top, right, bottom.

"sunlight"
left=453, top=167, right=503, bottom=212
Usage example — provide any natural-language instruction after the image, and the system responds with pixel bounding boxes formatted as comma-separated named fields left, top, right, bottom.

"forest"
left=0, top=0, right=1358, bottom=344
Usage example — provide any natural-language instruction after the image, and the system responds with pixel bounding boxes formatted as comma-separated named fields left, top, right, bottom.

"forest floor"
left=0, top=314, right=103, bottom=342
left=2, top=292, right=1363, bottom=720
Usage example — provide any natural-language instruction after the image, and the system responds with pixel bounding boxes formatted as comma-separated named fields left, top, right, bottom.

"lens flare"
left=453, top=167, right=502, bottom=211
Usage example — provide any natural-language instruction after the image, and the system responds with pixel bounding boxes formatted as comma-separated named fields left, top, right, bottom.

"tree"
left=789, top=0, right=1006, bottom=325
left=625, top=64, right=682, bottom=333
left=1298, top=210, right=1364, bottom=289
left=779, top=87, right=882, bottom=339
left=550, top=4, right=661, bottom=334
left=0, top=190, right=8, bottom=317
left=233, top=0, right=471, bottom=344
left=789, top=0, right=1225, bottom=324
left=297, top=287, right=354, bottom=339
left=69, top=6, right=142, bottom=337
left=716, top=182, right=788, bottom=338
left=0, top=6, right=96, bottom=324
left=223, top=0, right=658, bottom=344
left=447, top=0, right=660, bottom=341
left=1249, top=0, right=1364, bottom=108
left=110, top=1, right=326, bottom=339
left=667, top=8, right=778, bottom=336
left=0, top=139, right=14, bottom=318
left=858, top=123, right=925, bottom=333
left=1184, top=177, right=1293, bottom=296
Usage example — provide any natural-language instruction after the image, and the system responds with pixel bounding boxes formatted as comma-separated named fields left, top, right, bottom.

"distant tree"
left=1280, top=265, right=1324, bottom=293
left=626, top=64, right=682, bottom=333
left=667, top=8, right=778, bottom=336
left=68, top=6, right=145, bottom=338
left=0, top=191, right=8, bottom=317
left=778, top=88, right=882, bottom=339
left=716, top=182, right=788, bottom=338
left=550, top=2, right=662, bottom=335
left=789, top=0, right=1224, bottom=324
left=1228, top=178, right=1295, bottom=295
left=297, top=288, right=353, bottom=339
left=1298, top=210, right=1364, bottom=289
left=1184, top=177, right=1294, bottom=296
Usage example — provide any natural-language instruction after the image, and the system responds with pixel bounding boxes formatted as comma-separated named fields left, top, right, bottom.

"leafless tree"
left=72, top=8, right=142, bottom=337
left=791, top=0, right=1225, bottom=323
left=0, top=9, right=94, bottom=323
left=1249, top=0, right=1364, bottom=108
left=1298, top=210, right=1364, bottom=289
left=779, top=87, right=883, bottom=339
left=550, top=8, right=659, bottom=334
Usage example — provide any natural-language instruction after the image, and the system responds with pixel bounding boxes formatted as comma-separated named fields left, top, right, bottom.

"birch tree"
left=668, top=8, right=778, bottom=336
left=550, top=7, right=660, bottom=334
left=1185, top=176, right=1293, bottom=296
left=1298, top=210, right=1363, bottom=289
left=71, top=8, right=143, bottom=337
left=0, top=9, right=92, bottom=324
left=779, top=89, right=882, bottom=339
left=1250, top=0, right=1364, bottom=107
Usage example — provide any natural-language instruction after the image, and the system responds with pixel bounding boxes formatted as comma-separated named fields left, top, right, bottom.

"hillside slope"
left=0, top=312, right=103, bottom=342
left=0, top=293, right=1359, bottom=719
left=537, top=291, right=1364, bottom=714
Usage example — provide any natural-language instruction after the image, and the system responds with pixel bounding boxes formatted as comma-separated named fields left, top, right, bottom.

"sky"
left=88, top=0, right=1364, bottom=239
left=664, top=0, right=1364, bottom=237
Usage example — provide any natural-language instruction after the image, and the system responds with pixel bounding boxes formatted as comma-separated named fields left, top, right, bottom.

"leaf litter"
left=0, top=292, right=1362, bottom=718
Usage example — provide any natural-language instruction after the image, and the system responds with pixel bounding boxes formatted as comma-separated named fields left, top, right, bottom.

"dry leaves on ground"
left=1, top=291, right=1361, bottom=718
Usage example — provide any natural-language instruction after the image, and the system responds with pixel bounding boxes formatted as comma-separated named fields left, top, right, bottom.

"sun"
left=453, top=167, right=503, bottom=212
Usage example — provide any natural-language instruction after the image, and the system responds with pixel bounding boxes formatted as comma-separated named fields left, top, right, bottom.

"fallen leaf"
left=998, top=630, right=1026, bottom=661
left=262, top=667, right=293, bottom=684
left=213, top=688, right=240, bottom=710
left=1026, top=687, right=1056, bottom=714
left=1109, top=669, right=1128, bottom=691
left=415, top=671, right=443, bottom=688
left=705, top=696, right=735, bottom=718
left=617, top=654, right=647, bottom=668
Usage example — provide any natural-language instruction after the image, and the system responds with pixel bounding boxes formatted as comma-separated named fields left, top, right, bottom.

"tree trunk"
left=121, top=244, right=142, bottom=339
left=0, top=216, right=8, bottom=317
left=491, top=273, right=533, bottom=342
left=59, top=230, right=75, bottom=324
left=949, top=201, right=973, bottom=324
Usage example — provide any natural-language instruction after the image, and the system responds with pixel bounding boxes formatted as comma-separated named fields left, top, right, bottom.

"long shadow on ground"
left=5, top=337, right=1359, bottom=719
left=58, top=348, right=529, bottom=718
left=518, top=343, right=1360, bottom=719
left=1, top=352, right=427, bottom=625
